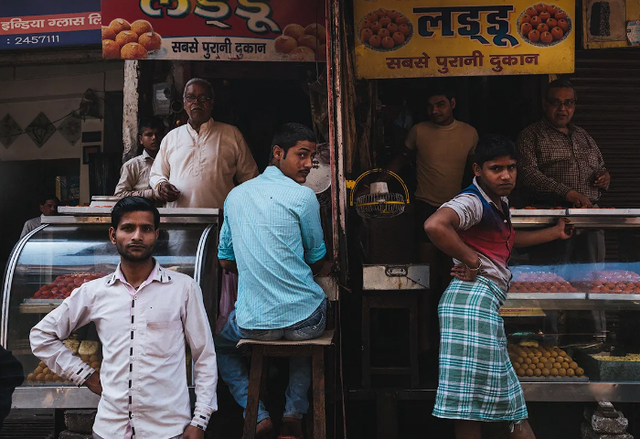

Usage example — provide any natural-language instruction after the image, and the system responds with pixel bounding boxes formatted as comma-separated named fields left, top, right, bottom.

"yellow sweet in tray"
left=63, top=339, right=80, bottom=354
left=79, top=340, right=99, bottom=356
left=591, top=353, right=640, bottom=361
left=508, top=342, right=586, bottom=378
left=519, top=340, right=539, bottom=347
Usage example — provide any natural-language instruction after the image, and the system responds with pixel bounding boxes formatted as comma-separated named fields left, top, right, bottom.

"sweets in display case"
left=579, top=270, right=640, bottom=295
left=509, top=340, right=586, bottom=379
left=509, top=272, right=578, bottom=293
left=29, top=272, right=108, bottom=300
left=26, top=338, right=102, bottom=384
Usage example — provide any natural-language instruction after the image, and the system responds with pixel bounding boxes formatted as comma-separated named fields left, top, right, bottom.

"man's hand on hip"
left=183, top=425, right=204, bottom=439
left=85, top=371, right=102, bottom=395
left=566, top=190, right=593, bottom=208
left=157, top=182, right=181, bottom=202
left=450, top=262, right=479, bottom=282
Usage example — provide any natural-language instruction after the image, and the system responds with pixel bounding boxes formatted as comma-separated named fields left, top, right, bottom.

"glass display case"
left=1, top=207, right=220, bottom=408
left=504, top=208, right=640, bottom=402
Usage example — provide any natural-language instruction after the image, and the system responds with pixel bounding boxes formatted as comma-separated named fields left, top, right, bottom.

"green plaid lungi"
left=433, top=276, right=528, bottom=422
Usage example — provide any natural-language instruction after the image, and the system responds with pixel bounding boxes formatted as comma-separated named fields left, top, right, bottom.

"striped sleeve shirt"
left=114, top=150, right=155, bottom=200
left=218, top=165, right=326, bottom=330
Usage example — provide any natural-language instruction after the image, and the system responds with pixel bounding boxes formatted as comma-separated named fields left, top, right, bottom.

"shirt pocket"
left=538, top=139, right=572, bottom=165
left=145, top=320, right=184, bottom=358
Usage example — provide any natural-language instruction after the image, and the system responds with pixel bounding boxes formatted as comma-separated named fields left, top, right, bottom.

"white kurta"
left=149, top=119, right=258, bottom=208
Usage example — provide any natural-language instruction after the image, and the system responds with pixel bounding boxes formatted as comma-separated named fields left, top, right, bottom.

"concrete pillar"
left=122, top=60, right=139, bottom=164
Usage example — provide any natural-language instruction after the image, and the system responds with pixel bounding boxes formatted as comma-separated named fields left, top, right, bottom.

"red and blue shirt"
left=439, top=178, right=515, bottom=291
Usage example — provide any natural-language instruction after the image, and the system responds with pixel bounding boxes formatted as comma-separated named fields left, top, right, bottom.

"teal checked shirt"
left=218, top=165, right=327, bottom=330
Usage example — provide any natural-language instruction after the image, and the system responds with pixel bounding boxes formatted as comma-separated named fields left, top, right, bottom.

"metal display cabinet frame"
left=506, top=209, right=640, bottom=402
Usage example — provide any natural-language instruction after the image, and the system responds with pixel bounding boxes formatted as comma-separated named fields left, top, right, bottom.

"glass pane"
left=504, top=227, right=640, bottom=382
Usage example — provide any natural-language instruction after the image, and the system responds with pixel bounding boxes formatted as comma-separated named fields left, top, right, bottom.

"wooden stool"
left=237, top=330, right=335, bottom=439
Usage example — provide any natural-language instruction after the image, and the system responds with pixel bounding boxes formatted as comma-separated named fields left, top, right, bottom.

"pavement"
left=0, top=409, right=54, bottom=438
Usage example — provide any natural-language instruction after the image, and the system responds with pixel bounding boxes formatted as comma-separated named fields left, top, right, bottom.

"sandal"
left=242, top=417, right=272, bottom=439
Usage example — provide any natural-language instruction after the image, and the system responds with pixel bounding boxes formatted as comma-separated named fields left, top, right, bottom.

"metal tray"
left=511, top=212, right=640, bottom=228
left=47, top=208, right=221, bottom=224
left=20, top=300, right=63, bottom=314
left=510, top=209, right=567, bottom=216
left=519, top=376, right=589, bottom=382
left=507, top=293, right=586, bottom=300
left=23, top=299, right=65, bottom=304
left=576, top=352, right=640, bottom=381
left=566, top=208, right=640, bottom=216
left=58, top=207, right=220, bottom=216
left=91, top=196, right=120, bottom=201
left=588, top=294, right=640, bottom=301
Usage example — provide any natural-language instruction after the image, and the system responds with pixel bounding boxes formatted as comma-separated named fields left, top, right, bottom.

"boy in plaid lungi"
left=425, top=135, right=573, bottom=439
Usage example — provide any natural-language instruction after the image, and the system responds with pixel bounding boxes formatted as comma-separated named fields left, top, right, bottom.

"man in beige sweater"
left=388, top=89, right=478, bottom=354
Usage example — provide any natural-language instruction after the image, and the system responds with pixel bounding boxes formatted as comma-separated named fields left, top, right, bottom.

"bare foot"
left=280, top=416, right=303, bottom=438
left=256, top=417, right=273, bottom=439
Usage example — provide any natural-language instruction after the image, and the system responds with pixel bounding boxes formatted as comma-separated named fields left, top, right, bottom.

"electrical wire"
left=2, top=109, right=76, bottom=141
left=1, top=91, right=105, bottom=142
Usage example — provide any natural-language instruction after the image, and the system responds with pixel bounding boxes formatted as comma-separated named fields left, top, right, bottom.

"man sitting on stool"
left=216, top=123, right=327, bottom=439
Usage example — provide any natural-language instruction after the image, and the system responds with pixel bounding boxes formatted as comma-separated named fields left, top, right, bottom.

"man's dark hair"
left=111, top=196, right=160, bottom=230
left=427, top=88, right=455, bottom=102
left=545, top=78, right=576, bottom=101
left=270, top=123, right=316, bottom=161
left=138, top=117, right=165, bottom=136
left=39, top=194, right=59, bottom=206
left=474, top=135, right=518, bottom=167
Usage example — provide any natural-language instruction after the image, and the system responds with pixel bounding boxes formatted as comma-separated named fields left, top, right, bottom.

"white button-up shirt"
left=30, top=263, right=218, bottom=439
left=149, top=118, right=258, bottom=208
left=114, top=150, right=155, bottom=200
left=20, top=215, right=43, bottom=238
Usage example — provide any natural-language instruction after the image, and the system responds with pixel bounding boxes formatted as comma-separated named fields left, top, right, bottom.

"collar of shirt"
left=261, top=165, right=297, bottom=183
left=431, top=118, right=460, bottom=131
left=541, top=116, right=576, bottom=136
left=105, top=260, right=172, bottom=293
left=472, top=177, right=509, bottom=210
left=141, top=150, right=155, bottom=161
left=185, top=117, right=214, bottom=139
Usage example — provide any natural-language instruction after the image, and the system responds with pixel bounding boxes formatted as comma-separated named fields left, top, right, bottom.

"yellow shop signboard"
left=353, top=0, right=575, bottom=78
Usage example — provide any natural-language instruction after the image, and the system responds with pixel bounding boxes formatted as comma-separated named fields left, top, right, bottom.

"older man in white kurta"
left=149, top=79, right=258, bottom=208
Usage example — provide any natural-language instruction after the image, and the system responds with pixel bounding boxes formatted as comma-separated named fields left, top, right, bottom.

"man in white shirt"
left=30, top=197, right=218, bottom=439
left=114, top=117, right=165, bottom=200
left=149, top=78, right=259, bottom=208
left=20, top=195, right=59, bottom=238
